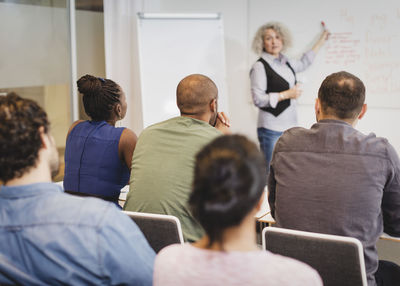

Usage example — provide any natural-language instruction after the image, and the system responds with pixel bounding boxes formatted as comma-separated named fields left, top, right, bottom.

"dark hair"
left=189, top=135, right=266, bottom=247
left=0, top=93, right=49, bottom=182
left=77, top=74, right=122, bottom=121
left=318, top=71, right=365, bottom=119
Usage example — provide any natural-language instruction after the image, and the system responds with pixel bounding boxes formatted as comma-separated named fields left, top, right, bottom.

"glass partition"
left=0, top=0, right=105, bottom=182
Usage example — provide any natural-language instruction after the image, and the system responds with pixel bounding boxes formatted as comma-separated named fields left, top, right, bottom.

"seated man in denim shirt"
left=0, top=93, right=155, bottom=285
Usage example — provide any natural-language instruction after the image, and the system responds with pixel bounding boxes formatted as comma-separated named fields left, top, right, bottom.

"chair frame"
left=262, top=227, right=368, bottom=286
left=123, top=211, right=184, bottom=246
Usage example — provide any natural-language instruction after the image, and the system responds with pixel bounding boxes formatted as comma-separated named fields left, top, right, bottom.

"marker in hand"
left=321, top=20, right=330, bottom=40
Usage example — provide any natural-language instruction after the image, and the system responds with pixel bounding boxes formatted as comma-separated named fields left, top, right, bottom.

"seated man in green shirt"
left=124, top=74, right=231, bottom=242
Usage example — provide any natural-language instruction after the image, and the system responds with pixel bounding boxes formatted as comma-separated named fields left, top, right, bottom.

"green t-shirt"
left=124, top=116, right=222, bottom=242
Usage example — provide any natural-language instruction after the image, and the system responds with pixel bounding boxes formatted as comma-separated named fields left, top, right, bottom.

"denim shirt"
left=0, top=183, right=155, bottom=285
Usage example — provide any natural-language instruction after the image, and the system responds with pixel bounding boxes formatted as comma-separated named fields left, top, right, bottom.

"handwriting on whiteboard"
left=323, top=12, right=400, bottom=95
left=325, top=32, right=360, bottom=66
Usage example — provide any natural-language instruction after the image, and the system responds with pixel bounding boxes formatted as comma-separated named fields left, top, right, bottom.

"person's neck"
left=5, top=160, right=51, bottom=187
left=180, top=112, right=210, bottom=124
left=265, top=51, right=280, bottom=59
left=318, top=114, right=357, bottom=127
left=193, top=213, right=258, bottom=252
left=106, top=118, right=117, bottom=126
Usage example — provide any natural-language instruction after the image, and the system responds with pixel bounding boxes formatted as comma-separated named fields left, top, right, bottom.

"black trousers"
left=375, top=260, right=400, bottom=286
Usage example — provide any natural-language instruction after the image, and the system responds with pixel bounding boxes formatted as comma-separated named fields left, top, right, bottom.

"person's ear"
left=358, top=103, right=367, bottom=120
left=210, top=98, right=217, bottom=112
left=115, top=103, right=122, bottom=119
left=38, top=127, right=56, bottom=158
left=38, top=126, right=49, bottom=149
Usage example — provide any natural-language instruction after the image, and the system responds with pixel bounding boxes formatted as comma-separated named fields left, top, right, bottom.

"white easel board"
left=137, top=13, right=229, bottom=128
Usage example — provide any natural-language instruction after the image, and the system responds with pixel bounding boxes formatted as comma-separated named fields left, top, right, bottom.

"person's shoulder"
left=181, top=117, right=220, bottom=135
left=187, top=122, right=221, bottom=148
left=154, top=244, right=191, bottom=285
left=351, top=130, right=399, bottom=161
left=157, top=243, right=189, bottom=258
left=138, top=117, right=180, bottom=138
left=154, top=244, right=188, bottom=273
left=274, top=126, right=309, bottom=148
left=284, top=126, right=309, bottom=136
left=363, top=131, right=391, bottom=148
left=200, top=122, right=222, bottom=135
left=120, top=127, right=137, bottom=142
left=147, top=116, right=217, bottom=136
left=257, top=251, right=322, bottom=285
left=67, top=120, right=86, bottom=137
left=79, top=197, right=146, bottom=239
left=367, top=133, right=400, bottom=163
left=150, top=117, right=181, bottom=129
left=156, top=244, right=194, bottom=262
left=251, top=59, right=264, bottom=69
left=48, top=192, right=119, bottom=227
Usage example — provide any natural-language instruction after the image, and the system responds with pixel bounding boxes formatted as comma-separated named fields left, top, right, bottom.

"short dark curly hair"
left=0, top=92, right=49, bottom=183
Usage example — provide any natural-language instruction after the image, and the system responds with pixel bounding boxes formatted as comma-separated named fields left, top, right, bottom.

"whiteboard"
left=249, top=0, right=400, bottom=109
left=137, top=13, right=229, bottom=128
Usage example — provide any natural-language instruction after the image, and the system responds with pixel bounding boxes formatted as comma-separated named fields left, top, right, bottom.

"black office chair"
left=123, top=211, right=184, bottom=253
left=262, top=227, right=367, bottom=286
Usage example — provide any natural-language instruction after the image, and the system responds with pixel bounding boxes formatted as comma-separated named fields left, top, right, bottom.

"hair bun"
left=77, top=74, right=102, bottom=96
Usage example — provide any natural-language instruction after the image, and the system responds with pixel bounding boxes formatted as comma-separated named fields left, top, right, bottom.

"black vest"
left=258, top=57, right=297, bottom=117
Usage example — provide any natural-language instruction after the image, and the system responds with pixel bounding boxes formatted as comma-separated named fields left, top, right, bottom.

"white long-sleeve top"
left=250, top=51, right=315, bottom=131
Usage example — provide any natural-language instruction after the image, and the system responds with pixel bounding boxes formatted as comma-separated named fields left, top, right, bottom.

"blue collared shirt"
left=0, top=183, right=155, bottom=285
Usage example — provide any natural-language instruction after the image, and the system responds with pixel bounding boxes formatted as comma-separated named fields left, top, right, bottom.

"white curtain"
left=103, top=0, right=145, bottom=132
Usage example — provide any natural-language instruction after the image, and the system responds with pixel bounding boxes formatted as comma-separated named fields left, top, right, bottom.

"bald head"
left=176, top=74, right=218, bottom=115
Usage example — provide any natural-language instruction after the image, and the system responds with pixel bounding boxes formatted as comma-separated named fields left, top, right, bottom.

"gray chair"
left=123, top=211, right=184, bottom=253
left=262, top=227, right=367, bottom=286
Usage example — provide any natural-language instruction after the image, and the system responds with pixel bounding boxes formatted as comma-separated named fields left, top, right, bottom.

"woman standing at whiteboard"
left=250, top=22, right=329, bottom=173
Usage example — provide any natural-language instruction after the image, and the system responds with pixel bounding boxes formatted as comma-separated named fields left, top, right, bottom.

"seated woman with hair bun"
left=63, top=74, right=137, bottom=206
left=153, top=135, right=322, bottom=286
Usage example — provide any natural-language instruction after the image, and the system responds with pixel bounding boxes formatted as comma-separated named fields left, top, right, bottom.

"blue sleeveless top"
left=64, top=121, right=129, bottom=203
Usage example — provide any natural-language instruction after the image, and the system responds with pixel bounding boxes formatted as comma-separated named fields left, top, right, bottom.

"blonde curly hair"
left=252, top=22, right=292, bottom=55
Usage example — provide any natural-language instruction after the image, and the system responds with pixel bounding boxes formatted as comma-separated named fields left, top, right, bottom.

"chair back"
left=262, top=227, right=367, bottom=286
left=123, top=211, right=184, bottom=253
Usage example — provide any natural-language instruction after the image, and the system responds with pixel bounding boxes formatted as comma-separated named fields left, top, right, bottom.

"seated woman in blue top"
left=64, top=74, right=137, bottom=205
